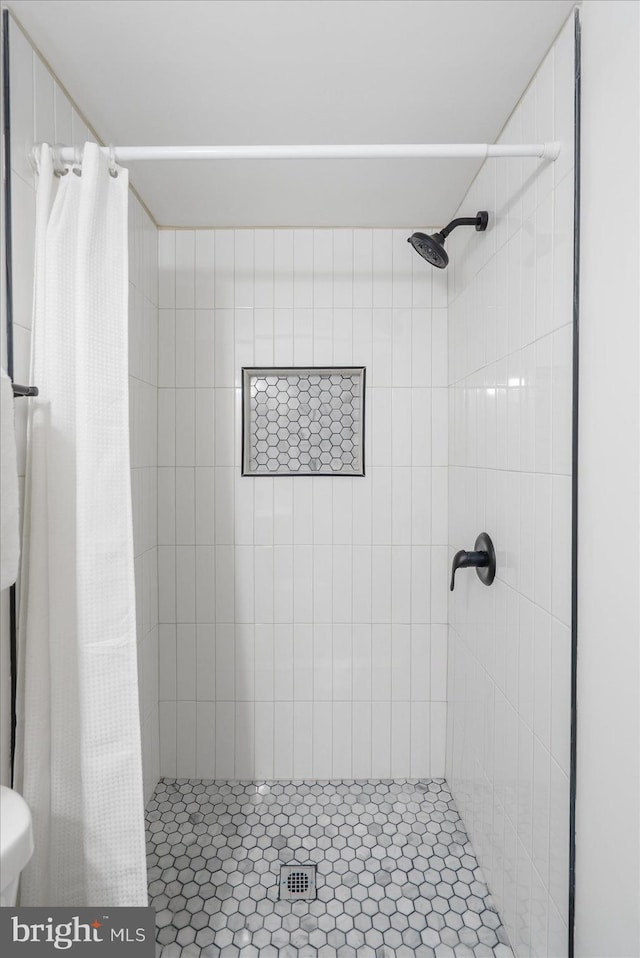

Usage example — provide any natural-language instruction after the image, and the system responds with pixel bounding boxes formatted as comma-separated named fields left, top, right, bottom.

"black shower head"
left=407, top=231, right=449, bottom=269
left=408, top=211, right=488, bottom=269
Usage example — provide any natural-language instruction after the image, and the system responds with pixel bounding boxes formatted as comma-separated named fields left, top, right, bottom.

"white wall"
left=1, top=13, right=160, bottom=800
left=156, top=228, right=449, bottom=781
left=445, top=14, right=575, bottom=957
left=576, top=2, right=640, bottom=956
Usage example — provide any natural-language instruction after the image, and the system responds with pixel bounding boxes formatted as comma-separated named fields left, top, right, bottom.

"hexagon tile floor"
left=146, top=778, right=514, bottom=958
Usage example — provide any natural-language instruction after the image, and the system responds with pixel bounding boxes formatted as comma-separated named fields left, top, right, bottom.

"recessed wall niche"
left=241, top=367, right=366, bottom=477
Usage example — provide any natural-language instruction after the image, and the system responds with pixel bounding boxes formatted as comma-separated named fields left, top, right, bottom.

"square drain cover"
left=279, top=864, right=317, bottom=901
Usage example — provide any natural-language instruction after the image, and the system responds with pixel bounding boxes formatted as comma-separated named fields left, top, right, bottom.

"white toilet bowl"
left=0, top=785, right=34, bottom=906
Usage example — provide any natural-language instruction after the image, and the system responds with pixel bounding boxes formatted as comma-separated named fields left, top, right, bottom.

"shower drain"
left=279, top=864, right=317, bottom=901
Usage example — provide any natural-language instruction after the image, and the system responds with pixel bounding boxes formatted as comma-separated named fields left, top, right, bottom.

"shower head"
left=408, top=210, right=488, bottom=269
left=408, top=231, right=449, bottom=268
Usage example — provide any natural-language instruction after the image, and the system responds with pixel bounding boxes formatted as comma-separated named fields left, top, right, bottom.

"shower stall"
left=0, top=2, right=590, bottom=956
left=142, top=14, right=577, bottom=938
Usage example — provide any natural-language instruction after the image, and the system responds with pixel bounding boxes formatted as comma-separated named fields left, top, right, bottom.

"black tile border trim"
left=569, top=8, right=581, bottom=958
left=2, top=7, right=19, bottom=787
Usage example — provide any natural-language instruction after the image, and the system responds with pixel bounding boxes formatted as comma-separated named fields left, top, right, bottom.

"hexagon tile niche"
left=242, top=368, right=366, bottom=477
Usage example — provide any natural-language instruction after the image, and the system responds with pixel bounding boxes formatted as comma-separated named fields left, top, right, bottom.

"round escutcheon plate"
left=474, top=532, right=496, bottom=586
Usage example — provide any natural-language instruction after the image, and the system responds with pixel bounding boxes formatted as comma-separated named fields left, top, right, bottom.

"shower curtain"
left=15, top=143, right=147, bottom=906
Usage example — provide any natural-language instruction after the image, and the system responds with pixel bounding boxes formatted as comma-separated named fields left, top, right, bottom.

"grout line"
left=171, top=233, right=178, bottom=777
left=191, top=234, right=198, bottom=776
left=368, top=234, right=374, bottom=778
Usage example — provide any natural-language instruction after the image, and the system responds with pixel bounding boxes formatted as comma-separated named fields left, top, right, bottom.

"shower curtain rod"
left=50, top=142, right=561, bottom=163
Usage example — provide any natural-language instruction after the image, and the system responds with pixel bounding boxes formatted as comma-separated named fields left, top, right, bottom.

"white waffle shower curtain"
left=15, top=143, right=147, bottom=906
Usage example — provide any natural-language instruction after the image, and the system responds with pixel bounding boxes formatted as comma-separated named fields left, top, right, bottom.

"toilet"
left=0, top=786, right=34, bottom=906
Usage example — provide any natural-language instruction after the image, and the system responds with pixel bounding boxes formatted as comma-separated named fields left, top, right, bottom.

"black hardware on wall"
left=407, top=211, right=489, bottom=269
left=449, top=532, right=496, bottom=591
left=11, top=383, right=38, bottom=397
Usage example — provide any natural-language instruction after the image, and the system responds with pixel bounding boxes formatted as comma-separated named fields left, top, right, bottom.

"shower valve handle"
left=450, top=533, right=496, bottom=591
left=450, top=550, right=488, bottom=590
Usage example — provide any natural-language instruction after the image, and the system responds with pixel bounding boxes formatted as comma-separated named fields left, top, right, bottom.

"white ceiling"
left=8, top=0, right=574, bottom=227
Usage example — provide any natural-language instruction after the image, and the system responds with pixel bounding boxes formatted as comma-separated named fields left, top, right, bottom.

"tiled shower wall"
left=156, top=229, right=449, bottom=780
left=445, top=14, right=574, bottom=958
left=0, top=14, right=160, bottom=799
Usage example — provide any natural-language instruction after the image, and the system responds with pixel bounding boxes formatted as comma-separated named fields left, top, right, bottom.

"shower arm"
left=440, top=215, right=484, bottom=239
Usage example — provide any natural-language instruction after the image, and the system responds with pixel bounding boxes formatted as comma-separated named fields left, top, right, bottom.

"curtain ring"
left=72, top=144, right=83, bottom=176
left=52, top=143, right=68, bottom=177
left=108, top=145, right=118, bottom=178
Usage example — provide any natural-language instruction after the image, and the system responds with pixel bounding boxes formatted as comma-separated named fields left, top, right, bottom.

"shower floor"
left=146, top=778, right=513, bottom=958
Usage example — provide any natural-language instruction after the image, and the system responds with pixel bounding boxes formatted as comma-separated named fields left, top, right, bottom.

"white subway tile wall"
left=157, top=227, right=448, bottom=781
left=445, top=16, right=574, bottom=958
left=2, top=16, right=160, bottom=799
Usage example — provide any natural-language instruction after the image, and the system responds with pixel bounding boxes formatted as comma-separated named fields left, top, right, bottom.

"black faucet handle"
left=449, top=534, right=496, bottom=591
left=450, top=549, right=487, bottom=591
